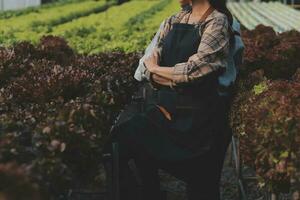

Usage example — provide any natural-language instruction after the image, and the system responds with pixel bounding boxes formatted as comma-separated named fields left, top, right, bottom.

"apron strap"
left=199, top=6, right=215, bottom=22
left=185, top=6, right=215, bottom=24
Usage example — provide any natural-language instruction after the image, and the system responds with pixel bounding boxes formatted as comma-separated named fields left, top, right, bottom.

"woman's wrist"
left=148, top=64, right=159, bottom=74
left=152, top=66, right=175, bottom=81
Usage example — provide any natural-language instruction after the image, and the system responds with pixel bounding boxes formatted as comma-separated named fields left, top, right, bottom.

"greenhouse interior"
left=0, top=0, right=299, bottom=200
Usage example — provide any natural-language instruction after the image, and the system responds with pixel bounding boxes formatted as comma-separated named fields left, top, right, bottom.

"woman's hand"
left=151, top=74, right=172, bottom=87
left=144, top=51, right=159, bottom=73
left=144, top=50, right=175, bottom=84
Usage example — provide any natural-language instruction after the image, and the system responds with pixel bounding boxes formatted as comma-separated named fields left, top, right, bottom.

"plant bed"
left=0, top=36, right=141, bottom=199
left=230, top=25, right=300, bottom=194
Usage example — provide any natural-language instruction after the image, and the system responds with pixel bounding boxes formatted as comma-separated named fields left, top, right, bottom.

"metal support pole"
left=231, top=136, right=248, bottom=200
left=112, top=142, right=120, bottom=200
left=103, top=152, right=113, bottom=200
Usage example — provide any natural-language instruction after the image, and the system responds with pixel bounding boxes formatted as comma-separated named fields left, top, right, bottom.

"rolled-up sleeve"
left=171, top=15, right=230, bottom=87
left=143, top=15, right=175, bottom=81
left=152, top=16, right=173, bottom=60
left=137, top=20, right=165, bottom=82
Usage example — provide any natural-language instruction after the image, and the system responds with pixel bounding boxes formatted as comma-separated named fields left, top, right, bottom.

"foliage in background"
left=0, top=0, right=180, bottom=54
left=0, top=162, right=41, bottom=200
left=51, top=0, right=167, bottom=54
left=108, top=0, right=179, bottom=52
left=1, top=1, right=300, bottom=196
left=231, top=77, right=300, bottom=193
left=230, top=25, right=300, bottom=193
left=241, top=25, right=300, bottom=80
left=0, top=36, right=141, bottom=199
left=0, top=0, right=114, bottom=45
left=0, top=0, right=92, bottom=19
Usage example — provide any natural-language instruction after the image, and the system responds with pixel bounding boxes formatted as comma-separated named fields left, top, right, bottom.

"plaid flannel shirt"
left=147, top=7, right=230, bottom=88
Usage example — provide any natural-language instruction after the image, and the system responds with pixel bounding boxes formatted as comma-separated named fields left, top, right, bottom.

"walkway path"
left=227, top=2, right=300, bottom=32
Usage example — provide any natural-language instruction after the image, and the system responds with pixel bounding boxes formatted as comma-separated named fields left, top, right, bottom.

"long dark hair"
left=208, top=0, right=233, bottom=26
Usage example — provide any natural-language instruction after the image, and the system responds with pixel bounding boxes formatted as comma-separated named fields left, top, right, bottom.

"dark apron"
left=104, top=17, right=224, bottom=162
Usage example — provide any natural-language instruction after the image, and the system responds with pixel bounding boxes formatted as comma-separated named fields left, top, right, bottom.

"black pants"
left=108, top=93, right=233, bottom=200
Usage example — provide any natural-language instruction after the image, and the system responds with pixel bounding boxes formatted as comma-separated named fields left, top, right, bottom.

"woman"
left=103, top=0, right=233, bottom=199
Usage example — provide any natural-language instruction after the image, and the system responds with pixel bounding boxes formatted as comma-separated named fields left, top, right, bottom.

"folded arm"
left=145, top=15, right=230, bottom=88
left=134, top=20, right=165, bottom=82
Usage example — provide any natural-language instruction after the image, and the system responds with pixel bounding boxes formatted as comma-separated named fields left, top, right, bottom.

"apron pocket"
left=157, top=89, right=177, bottom=116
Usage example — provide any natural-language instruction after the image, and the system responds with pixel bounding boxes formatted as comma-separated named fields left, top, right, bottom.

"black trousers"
left=110, top=93, right=233, bottom=200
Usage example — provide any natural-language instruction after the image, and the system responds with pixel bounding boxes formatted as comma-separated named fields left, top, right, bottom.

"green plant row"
left=50, top=0, right=161, bottom=54
left=124, top=0, right=172, bottom=30
left=51, top=0, right=180, bottom=54
left=111, top=0, right=180, bottom=52
left=0, top=0, right=111, bottom=45
left=0, top=0, right=181, bottom=54
left=0, top=0, right=93, bottom=19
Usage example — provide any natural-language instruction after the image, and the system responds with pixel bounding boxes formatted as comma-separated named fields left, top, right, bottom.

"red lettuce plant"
left=240, top=25, right=278, bottom=76
left=264, top=30, right=300, bottom=80
left=0, top=36, right=141, bottom=199
left=3, top=59, right=94, bottom=104
left=231, top=26, right=300, bottom=192
left=240, top=25, right=300, bottom=80
left=0, top=42, right=36, bottom=86
left=230, top=79, right=300, bottom=193
left=0, top=162, right=41, bottom=200
left=37, top=35, right=74, bottom=65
